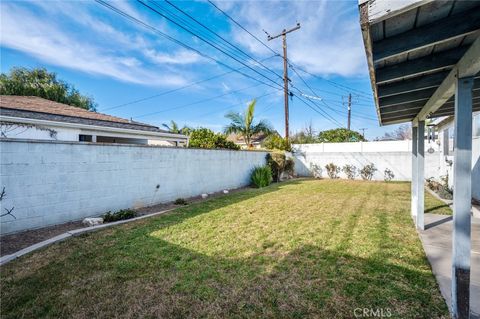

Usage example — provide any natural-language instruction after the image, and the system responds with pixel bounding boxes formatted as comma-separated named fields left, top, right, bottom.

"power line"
left=288, top=63, right=377, bottom=123
left=287, top=64, right=347, bottom=126
left=137, top=0, right=283, bottom=90
left=206, top=1, right=372, bottom=99
left=94, top=0, right=282, bottom=92
left=292, top=65, right=371, bottom=98
left=207, top=0, right=278, bottom=56
left=196, top=90, right=277, bottom=119
left=133, top=82, right=268, bottom=119
left=291, top=92, right=343, bottom=128
left=162, top=0, right=283, bottom=82
left=100, top=54, right=278, bottom=111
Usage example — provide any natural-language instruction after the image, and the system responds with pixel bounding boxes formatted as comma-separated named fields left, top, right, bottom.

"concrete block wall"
left=292, top=141, right=440, bottom=181
left=0, top=139, right=267, bottom=234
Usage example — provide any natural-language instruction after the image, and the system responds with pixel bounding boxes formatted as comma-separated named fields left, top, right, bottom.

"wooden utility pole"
left=347, top=93, right=352, bottom=130
left=347, top=93, right=352, bottom=131
left=359, top=128, right=367, bottom=138
left=267, top=23, right=300, bottom=140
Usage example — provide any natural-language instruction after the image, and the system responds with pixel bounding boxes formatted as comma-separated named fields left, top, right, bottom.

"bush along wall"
left=266, top=152, right=295, bottom=182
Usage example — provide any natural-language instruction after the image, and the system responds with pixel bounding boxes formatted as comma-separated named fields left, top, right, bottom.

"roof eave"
left=359, top=1, right=383, bottom=127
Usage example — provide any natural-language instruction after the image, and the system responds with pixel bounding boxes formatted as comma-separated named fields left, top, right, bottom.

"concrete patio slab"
left=419, top=213, right=480, bottom=318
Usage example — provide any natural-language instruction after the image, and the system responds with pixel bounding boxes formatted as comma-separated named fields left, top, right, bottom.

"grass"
left=0, top=180, right=450, bottom=318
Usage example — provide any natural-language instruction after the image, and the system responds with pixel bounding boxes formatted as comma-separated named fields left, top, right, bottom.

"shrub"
left=251, top=165, right=272, bottom=188
left=103, top=209, right=136, bottom=222
left=266, top=152, right=285, bottom=182
left=174, top=198, right=187, bottom=205
left=262, top=134, right=291, bottom=151
left=427, top=176, right=453, bottom=200
left=342, top=164, right=357, bottom=180
left=360, top=163, right=377, bottom=180
left=188, top=128, right=240, bottom=150
left=384, top=168, right=395, bottom=182
left=325, top=163, right=340, bottom=179
left=284, top=158, right=295, bottom=176
left=310, top=163, right=322, bottom=178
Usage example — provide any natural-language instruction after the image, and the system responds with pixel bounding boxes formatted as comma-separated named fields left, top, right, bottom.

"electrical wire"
left=206, top=0, right=372, bottom=98
left=195, top=90, right=277, bottom=119
left=100, top=54, right=278, bottom=111
left=162, top=0, right=283, bottom=81
left=137, top=0, right=284, bottom=90
left=133, top=82, right=267, bottom=119
left=95, top=0, right=282, bottom=92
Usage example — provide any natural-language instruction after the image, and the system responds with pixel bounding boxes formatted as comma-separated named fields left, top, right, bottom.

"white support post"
left=416, top=121, right=425, bottom=230
left=451, top=76, right=474, bottom=319
left=411, top=125, right=418, bottom=220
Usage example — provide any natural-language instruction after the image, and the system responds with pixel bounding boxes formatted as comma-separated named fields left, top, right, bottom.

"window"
left=79, top=134, right=92, bottom=142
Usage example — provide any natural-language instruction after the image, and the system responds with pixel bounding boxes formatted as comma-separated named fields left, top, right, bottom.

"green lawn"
left=0, top=180, right=450, bottom=318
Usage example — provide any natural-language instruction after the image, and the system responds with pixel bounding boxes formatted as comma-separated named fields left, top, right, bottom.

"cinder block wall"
left=292, top=141, right=441, bottom=181
left=0, top=139, right=267, bottom=234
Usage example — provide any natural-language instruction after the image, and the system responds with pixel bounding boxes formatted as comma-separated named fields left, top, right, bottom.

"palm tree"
left=162, top=120, right=180, bottom=133
left=224, top=99, right=273, bottom=148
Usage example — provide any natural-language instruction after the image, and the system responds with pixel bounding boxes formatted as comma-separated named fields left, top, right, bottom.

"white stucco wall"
left=292, top=140, right=441, bottom=181
left=1, top=122, right=80, bottom=141
left=0, top=139, right=267, bottom=234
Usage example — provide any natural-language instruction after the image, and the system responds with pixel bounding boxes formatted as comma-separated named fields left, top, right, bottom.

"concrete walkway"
left=419, top=213, right=480, bottom=318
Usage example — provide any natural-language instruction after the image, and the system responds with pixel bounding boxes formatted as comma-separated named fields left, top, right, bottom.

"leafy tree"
left=162, top=120, right=193, bottom=136
left=0, top=67, right=97, bottom=111
left=188, top=128, right=239, bottom=150
left=224, top=99, right=273, bottom=148
left=262, top=133, right=291, bottom=151
left=317, top=128, right=366, bottom=143
left=162, top=120, right=180, bottom=133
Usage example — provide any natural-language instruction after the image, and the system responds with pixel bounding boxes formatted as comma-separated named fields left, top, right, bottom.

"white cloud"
left=0, top=1, right=195, bottom=86
left=214, top=0, right=367, bottom=78
left=144, top=49, right=203, bottom=65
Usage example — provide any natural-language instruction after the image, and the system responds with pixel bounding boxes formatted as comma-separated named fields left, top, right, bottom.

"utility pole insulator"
left=267, top=23, right=301, bottom=140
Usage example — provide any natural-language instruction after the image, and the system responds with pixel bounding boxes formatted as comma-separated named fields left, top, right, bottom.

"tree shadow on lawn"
left=0, top=179, right=448, bottom=318
left=0, top=242, right=448, bottom=319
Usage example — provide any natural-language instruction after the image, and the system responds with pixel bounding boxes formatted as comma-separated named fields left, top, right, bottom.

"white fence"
left=292, top=139, right=479, bottom=200
left=0, top=139, right=267, bottom=234
left=293, top=140, right=440, bottom=181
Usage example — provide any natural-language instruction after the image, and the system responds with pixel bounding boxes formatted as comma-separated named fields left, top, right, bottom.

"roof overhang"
left=359, top=0, right=480, bottom=126
left=0, top=115, right=188, bottom=141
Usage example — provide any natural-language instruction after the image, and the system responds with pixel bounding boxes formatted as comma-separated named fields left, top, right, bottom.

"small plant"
left=342, top=165, right=357, bottom=180
left=360, top=163, right=377, bottom=180
left=310, top=163, right=322, bottom=178
left=325, top=163, right=340, bottom=179
left=0, top=187, right=15, bottom=219
left=174, top=198, right=187, bottom=205
left=384, top=168, right=395, bottom=182
left=103, top=209, right=137, bottom=222
left=434, top=174, right=453, bottom=200
left=251, top=165, right=272, bottom=188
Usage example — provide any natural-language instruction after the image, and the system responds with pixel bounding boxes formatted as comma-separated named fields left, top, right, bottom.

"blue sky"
left=1, top=0, right=402, bottom=140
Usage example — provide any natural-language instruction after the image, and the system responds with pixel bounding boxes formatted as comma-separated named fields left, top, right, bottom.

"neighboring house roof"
left=0, top=95, right=182, bottom=135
